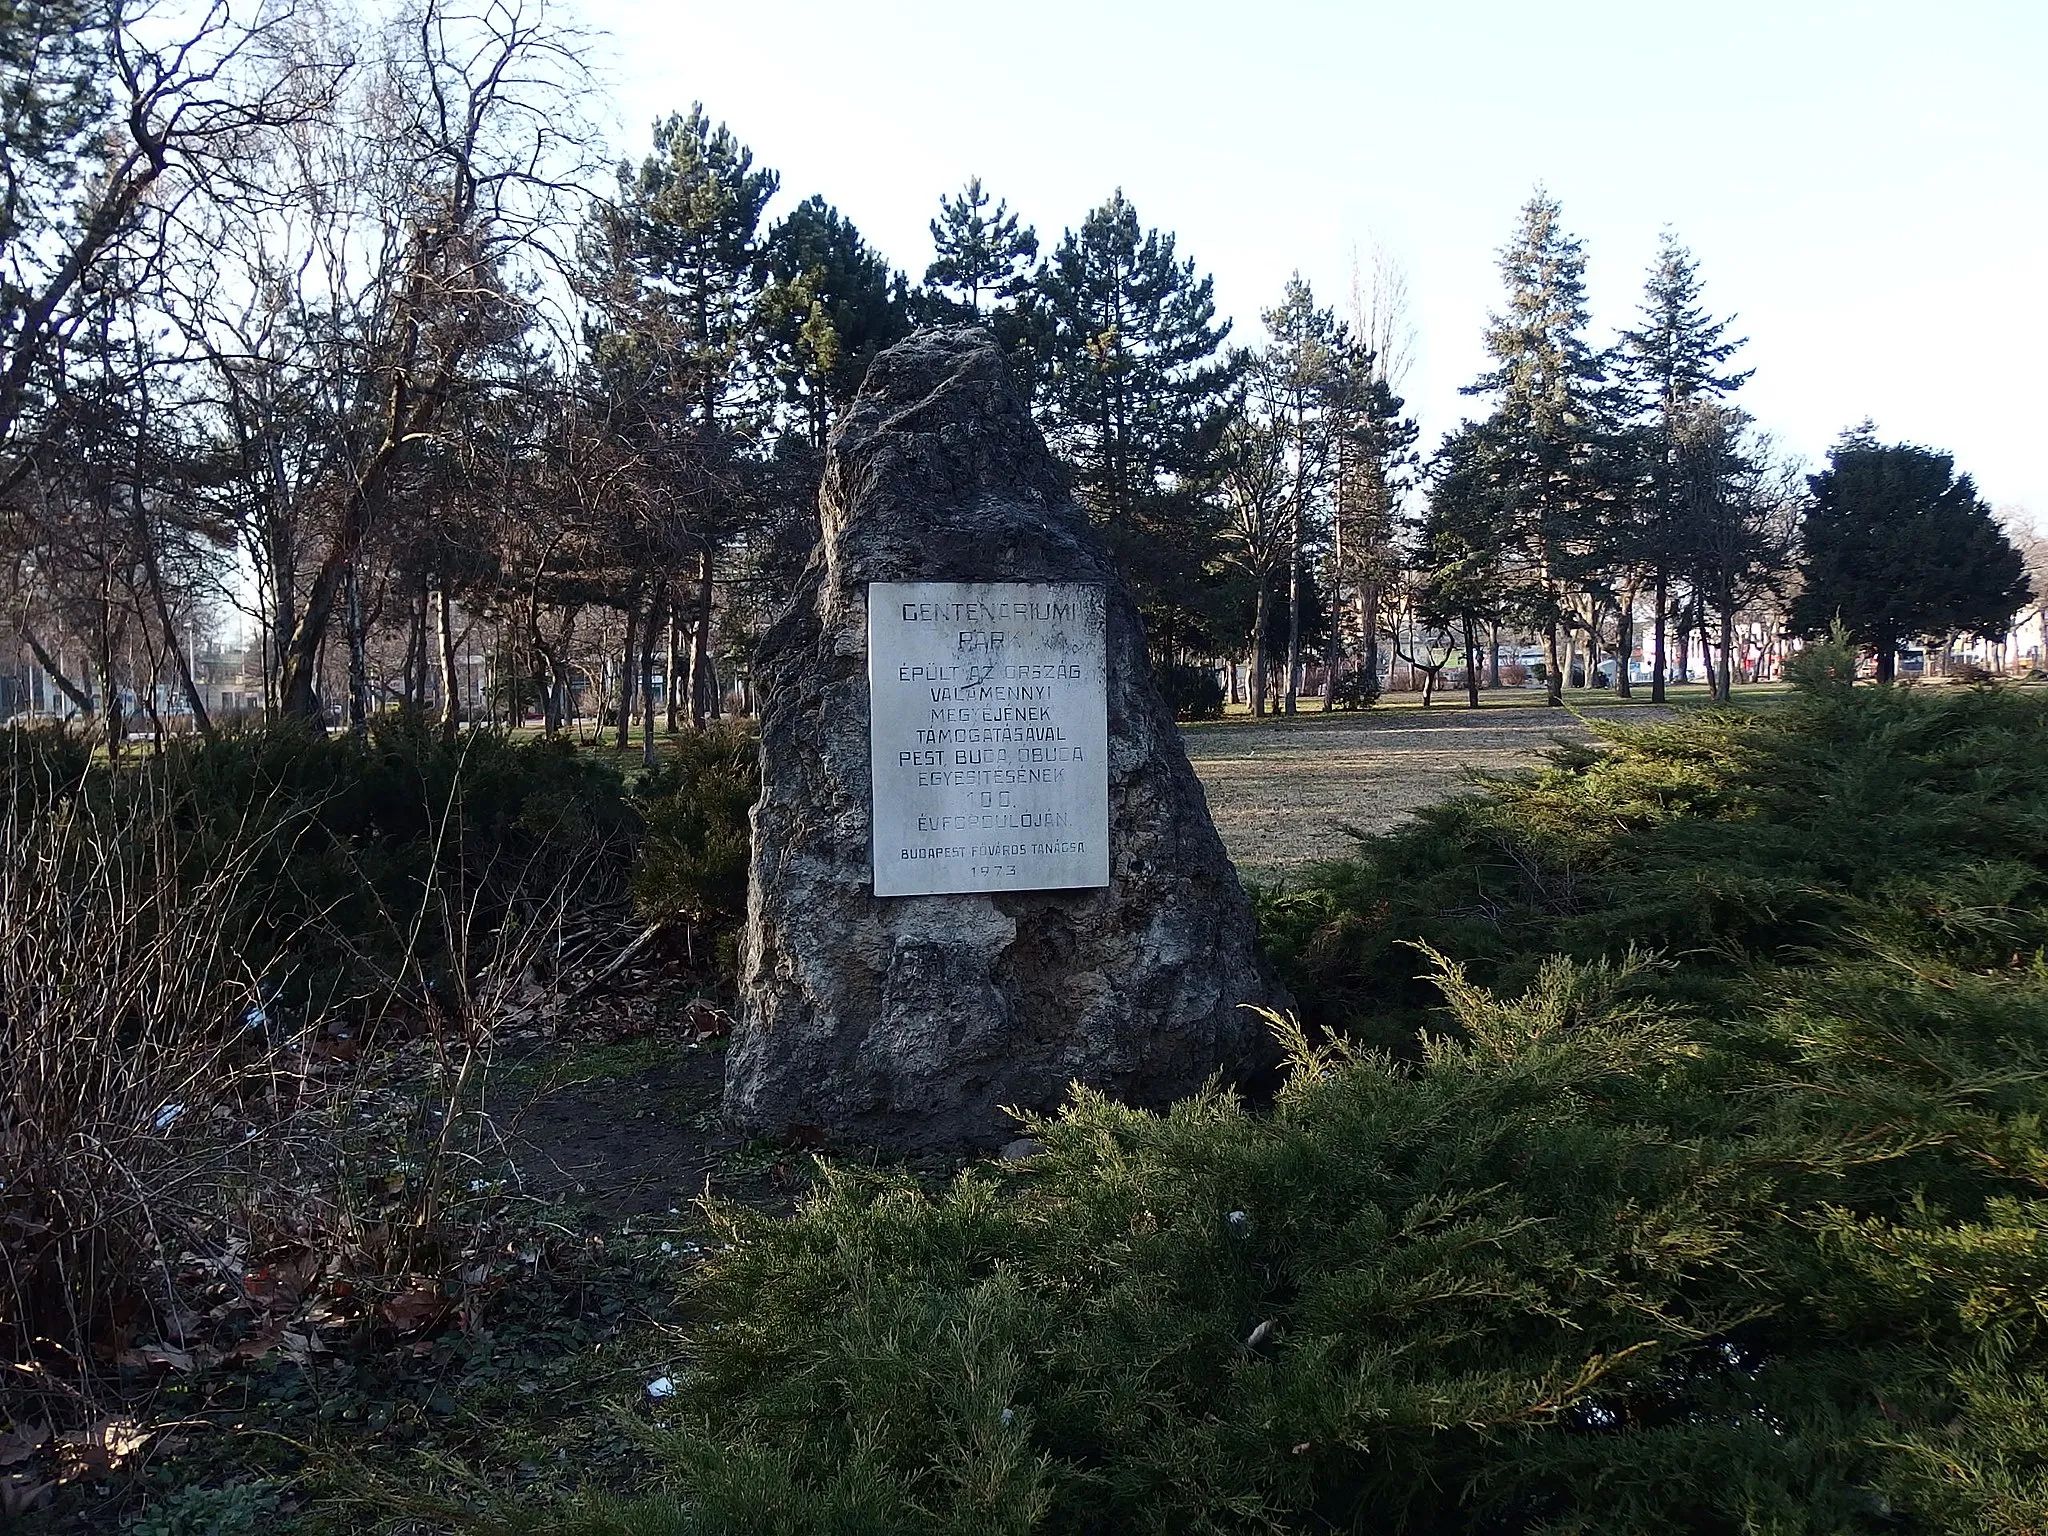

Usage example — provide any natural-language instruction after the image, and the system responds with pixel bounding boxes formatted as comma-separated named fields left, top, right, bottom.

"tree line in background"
left=3, top=0, right=2039, bottom=758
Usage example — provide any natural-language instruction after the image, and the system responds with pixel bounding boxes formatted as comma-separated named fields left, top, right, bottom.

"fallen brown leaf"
left=378, top=1277, right=448, bottom=1336
left=0, top=1423, right=49, bottom=1468
left=2, top=1473, right=54, bottom=1517
left=56, top=1417, right=149, bottom=1478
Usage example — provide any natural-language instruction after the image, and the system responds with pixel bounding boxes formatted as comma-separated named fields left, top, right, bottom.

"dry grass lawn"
left=1183, top=700, right=1675, bottom=883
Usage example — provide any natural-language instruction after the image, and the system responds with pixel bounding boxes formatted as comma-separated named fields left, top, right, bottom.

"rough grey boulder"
left=725, top=326, right=1287, bottom=1153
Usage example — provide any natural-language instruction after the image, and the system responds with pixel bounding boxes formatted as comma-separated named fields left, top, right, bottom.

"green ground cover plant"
left=506, top=649, right=2048, bottom=1534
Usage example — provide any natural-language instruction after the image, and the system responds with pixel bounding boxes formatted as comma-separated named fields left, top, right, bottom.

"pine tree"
left=922, top=176, right=1038, bottom=317
left=1326, top=355, right=1416, bottom=709
left=582, top=104, right=779, bottom=736
left=0, top=0, right=105, bottom=469
left=615, top=104, right=779, bottom=436
left=1616, top=232, right=1751, bottom=700
left=1417, top=422, right=1509, bottom=708
left=1463, top=190, right=1609, bottom=706
left=1038, top=190, right=1236, bottom=660
left=1792, top=433, right=2033, bottom=681
left=762, top=196, right=910, bottom=448
left=917, top=178, right=1052, bottom=402
left=1674, top=410, right=1796, bottom=701
left=1252, top=275, right=1348, bottom=715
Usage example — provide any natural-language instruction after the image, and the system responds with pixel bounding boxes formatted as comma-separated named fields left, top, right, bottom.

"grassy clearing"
left=484, top=648, right=2048, bottom=1534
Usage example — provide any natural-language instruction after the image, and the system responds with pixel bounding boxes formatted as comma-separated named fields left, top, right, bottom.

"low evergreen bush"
left=506, top=654, right=2048, bottom=1533
left=630, top=722, right=759, bottom=975
left=148, top=717, right=641, bottom=1021
left=1158, top=661, right=1227, bottom=721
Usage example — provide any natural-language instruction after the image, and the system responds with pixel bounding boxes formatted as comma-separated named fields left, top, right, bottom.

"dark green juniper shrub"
left=51, top=717, right=640, bottom=1024
left=1156, top=660, right=1227, bottom=721
left=501, top=649, right=2048, bottom=1534
left=0, top=719, right=93, bottom=811
left=629, top=722, right=759, bottom=975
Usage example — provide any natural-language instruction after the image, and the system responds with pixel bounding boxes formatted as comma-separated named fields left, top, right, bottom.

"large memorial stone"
left=726, top=326, right=1287, bottom=1153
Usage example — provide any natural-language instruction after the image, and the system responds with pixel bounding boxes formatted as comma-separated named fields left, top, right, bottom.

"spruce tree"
left=1792, top=433, right=2033, bottom=681
left=1037, top=190, right=1236, bottom=660
left=1616, top=232, right=1751, bottom=700
left=1463, top=190, right=1608, bottom=706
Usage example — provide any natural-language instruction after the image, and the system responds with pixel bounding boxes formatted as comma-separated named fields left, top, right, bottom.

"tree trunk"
left=343, top=562, right=370, bottom=734
left=1717, top=603, right=1735, bottom=704
left=96, top=645, right=121, bottom=762
left=665, top=609, right=682, bottom=732
left=1545, top=620, right=1563, bottom=707
left=1615, top=598, right=1633, bottom=698
left=1488, top=623, right=1501, bottom=689
left=1362, top=581, right=1382, bottom=698
left=1650, top=572, right=1668, bottom=703
left=616, top=588, right=640, bottom=749
left=1463, top=614, right=1480, bottom=709
left=401, top=588, right=426, bottom=708
left=641, top=584, right=664, bottom=767
left=1875, top=645, right=1897, bottom=683
left=133, top=525, right=212, bottom=743
left=691, top=546, right=716, bottom=728
left=23, top=631, right=94, bottom=716
left=436, top=586, right=461, bottom=743
left=279, top=549, right=348, bottom=727
left=1250, top=581, right=1269, bottom=719
left=1283, top=549, right=1303, bottom=717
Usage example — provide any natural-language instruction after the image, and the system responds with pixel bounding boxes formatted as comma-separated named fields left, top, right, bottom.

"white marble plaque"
left=868, top=580, right=1110, bottom=896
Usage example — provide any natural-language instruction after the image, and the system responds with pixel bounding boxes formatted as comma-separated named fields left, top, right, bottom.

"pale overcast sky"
left=593, top=0, right=2046, bottom=522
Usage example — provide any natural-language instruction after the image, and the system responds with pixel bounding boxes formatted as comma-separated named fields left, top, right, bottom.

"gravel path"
left=1182, top=703, right=1673, bottom=883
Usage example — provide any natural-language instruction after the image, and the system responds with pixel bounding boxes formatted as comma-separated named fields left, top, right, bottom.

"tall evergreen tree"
left=1252, top=275, right=1348, bottom=715
left=1463, top=190, right=1608, bottom=706
left=1, top=0, right=106, bottom=479
left=1675, top=411, right=1796, bottom=701
left=1326, top=351, right=1416, bottom=708
left=1792, top=433, right=2032, bottom=682
left=612, top=104, right=779, bottom=436
left=1616, top=232, right=1751, bottom=700
left=762, top=196, right=910, bottom=448
left=582, top=104, right=779, bottom=734
left=1038, top=190, right=1235, bottom=659
left=922, top=177, right=1038, bottom=317
left=919, top=177, right=1051, bottom=402
left=1417, top=422, right=1509, bottom=708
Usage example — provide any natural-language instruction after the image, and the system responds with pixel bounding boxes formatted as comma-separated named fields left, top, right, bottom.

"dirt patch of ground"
left=497, top=1038, right=781, bottom=1217
left=1183, top=702, right=1672, bottom=883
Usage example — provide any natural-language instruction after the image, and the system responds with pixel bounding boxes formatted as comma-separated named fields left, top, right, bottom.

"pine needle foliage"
left=508, top=658, right=2048, bottom=1533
